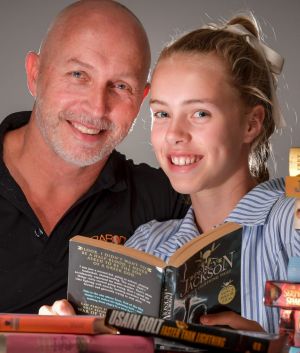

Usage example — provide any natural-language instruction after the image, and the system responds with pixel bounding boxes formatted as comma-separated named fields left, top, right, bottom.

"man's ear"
left=25, top=51, right=40, bottom=97
left=142, top=83, right=150, bottom=100
left=243, top=105, right=265, bottom=144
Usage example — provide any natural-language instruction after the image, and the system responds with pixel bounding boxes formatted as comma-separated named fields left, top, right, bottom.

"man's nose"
left=86, top=86, right=108, bottom=118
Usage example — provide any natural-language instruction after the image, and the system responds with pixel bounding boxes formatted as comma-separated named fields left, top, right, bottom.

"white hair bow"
left=205, top=23, right=286, bottom=128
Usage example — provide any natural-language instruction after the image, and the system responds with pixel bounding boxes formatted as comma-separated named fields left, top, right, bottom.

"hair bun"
left=227, top=15, right=259, bottom=39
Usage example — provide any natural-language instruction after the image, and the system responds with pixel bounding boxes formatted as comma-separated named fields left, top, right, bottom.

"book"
left=67, top=222, right=242, bottom=323
left=264, top=281, right=300, bottom=309
left=279, top=308, right=300, bottom=347
left=279, top=308, right=295, bottom=333
left=286, top=147, right=300, bottom=231
left=104, top=308, right=287, bottom=353
left=0, top=332, right=154, bottom=353
left=293, top=310, right=300, bottom=346
left=288, top=147, right=300, bottom=178
left=154, top=337, right=207, bottom=352
left=0, top=313, right=113, bottom=334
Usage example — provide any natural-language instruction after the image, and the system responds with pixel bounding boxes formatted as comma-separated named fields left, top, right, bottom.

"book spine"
left=0, top=333, right=154, bottom=353
left=0, top=314, right=104, bottom=334
left=0, top=333, right=79, bottom=353
left=294, top=310, right=300, bottom=346
left=105, top=309, right=283, bottom=353
left=264, top=281, right=300, bottom=309
left=159, top=267, right=177, bottom=319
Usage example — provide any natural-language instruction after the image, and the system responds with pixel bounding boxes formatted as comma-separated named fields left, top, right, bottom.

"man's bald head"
left=39, top=0, right=151, bottom=82
left=25, top=0, right=152, bottom=167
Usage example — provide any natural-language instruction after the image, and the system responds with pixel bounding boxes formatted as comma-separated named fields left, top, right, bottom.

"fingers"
left=200, top=311, right=265, bottom=332
left=38, top=305, right=55, bottom=315
left=39, top=299, right=76, bottom=316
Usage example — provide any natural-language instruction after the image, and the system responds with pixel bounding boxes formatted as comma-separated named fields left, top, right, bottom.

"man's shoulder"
left=0, top=111, right=31, bottom=132
left=113, top=150, right=169, bottom=184
left=110, top=151, right=188, bottom=215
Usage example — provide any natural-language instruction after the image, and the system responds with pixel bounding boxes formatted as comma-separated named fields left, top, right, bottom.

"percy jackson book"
left=67, top=222, right=242, bottom=323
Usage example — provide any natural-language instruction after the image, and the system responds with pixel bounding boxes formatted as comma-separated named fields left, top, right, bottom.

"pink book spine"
left=1, top=333, right=79, bottom=353
left=0, top=333, right=154, bottom=353
left=84, top=335, right=154, bottom=353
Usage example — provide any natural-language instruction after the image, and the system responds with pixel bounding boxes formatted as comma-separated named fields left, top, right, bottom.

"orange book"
left=0, top=314, right=115, bottom=334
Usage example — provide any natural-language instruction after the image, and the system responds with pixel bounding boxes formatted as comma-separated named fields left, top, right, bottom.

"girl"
left=125, top=15, right=299, bottom=333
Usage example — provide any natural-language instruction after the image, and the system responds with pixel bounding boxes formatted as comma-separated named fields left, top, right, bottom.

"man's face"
left=29, top=15, right=147, bottom=167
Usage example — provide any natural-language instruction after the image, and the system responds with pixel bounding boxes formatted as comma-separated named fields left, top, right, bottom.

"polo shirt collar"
left=87, top=150, right=128, bottom=193
left=226, top=178, right=285, bottom=226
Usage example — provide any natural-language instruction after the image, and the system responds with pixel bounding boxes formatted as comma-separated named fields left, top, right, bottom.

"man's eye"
left=116, top=83, right=127, bottom=90
left=154, top=111, right=169, bottom=119
left=71, top=71, right=83, bottom=79
left=110, top=82, right=134, bottom=94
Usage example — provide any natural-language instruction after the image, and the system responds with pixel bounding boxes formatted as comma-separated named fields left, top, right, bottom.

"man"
left=0, top=0, right=186, bottom=313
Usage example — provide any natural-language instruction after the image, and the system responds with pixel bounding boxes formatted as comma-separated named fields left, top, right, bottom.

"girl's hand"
left=39, top=299, right=76, bottom=315
left=200, top=311, right=265, bottom=332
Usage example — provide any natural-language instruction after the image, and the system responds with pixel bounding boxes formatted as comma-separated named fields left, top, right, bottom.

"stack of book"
left=264, top=257, right=300, bottom=353
left=0, top=314, right=154, bottom=353
left=276, top=146, right=300, bottom=352
left=104, top=308, right=287, bottom=353
left=0, top=310, right=286, bottom=353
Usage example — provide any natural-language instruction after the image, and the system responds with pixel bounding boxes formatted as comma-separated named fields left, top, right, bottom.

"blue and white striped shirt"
left=125, top=177, right=300, bottom=333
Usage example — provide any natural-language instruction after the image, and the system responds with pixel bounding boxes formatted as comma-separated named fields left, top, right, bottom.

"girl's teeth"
left=171, top=156, right=198, bottom=166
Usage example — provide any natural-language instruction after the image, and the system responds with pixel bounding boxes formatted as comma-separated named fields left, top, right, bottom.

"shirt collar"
left=152, top=207, right=199, bottom=261
left=90, top=150, right=127, bottom=192
left=226, top=178, right=285, bottom=226
left=177, top=206, right=199, bottom=236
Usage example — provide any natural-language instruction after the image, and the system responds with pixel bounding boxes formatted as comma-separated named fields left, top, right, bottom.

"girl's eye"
left=194, top=111, right=209, bottom=119
left=154, top=111, right=169, bottom=119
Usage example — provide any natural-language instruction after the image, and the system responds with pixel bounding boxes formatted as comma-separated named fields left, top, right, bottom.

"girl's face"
left=150, top=53, right=255, bottom=195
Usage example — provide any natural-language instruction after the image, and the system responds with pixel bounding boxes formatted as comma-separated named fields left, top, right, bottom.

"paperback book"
left=0, top=313, right=111, bottom=334
left=105, top=308, right=287, bottom=353
left=67, top=222, right=242, bottom=323
left=264, top=281, right=300, bottom=309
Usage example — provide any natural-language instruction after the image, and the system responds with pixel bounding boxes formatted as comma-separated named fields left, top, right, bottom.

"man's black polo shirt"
left=0, top=112, right=187, bottom=313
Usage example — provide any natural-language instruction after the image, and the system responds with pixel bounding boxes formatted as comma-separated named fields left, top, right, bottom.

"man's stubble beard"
left=34, top=99, right=130, bottom=167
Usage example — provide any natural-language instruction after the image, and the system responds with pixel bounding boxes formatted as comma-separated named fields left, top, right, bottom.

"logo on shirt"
left=91, top=233, right=127, bottom=245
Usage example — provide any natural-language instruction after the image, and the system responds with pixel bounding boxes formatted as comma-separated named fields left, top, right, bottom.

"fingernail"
left=200, top=315, right=209, bottom=324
